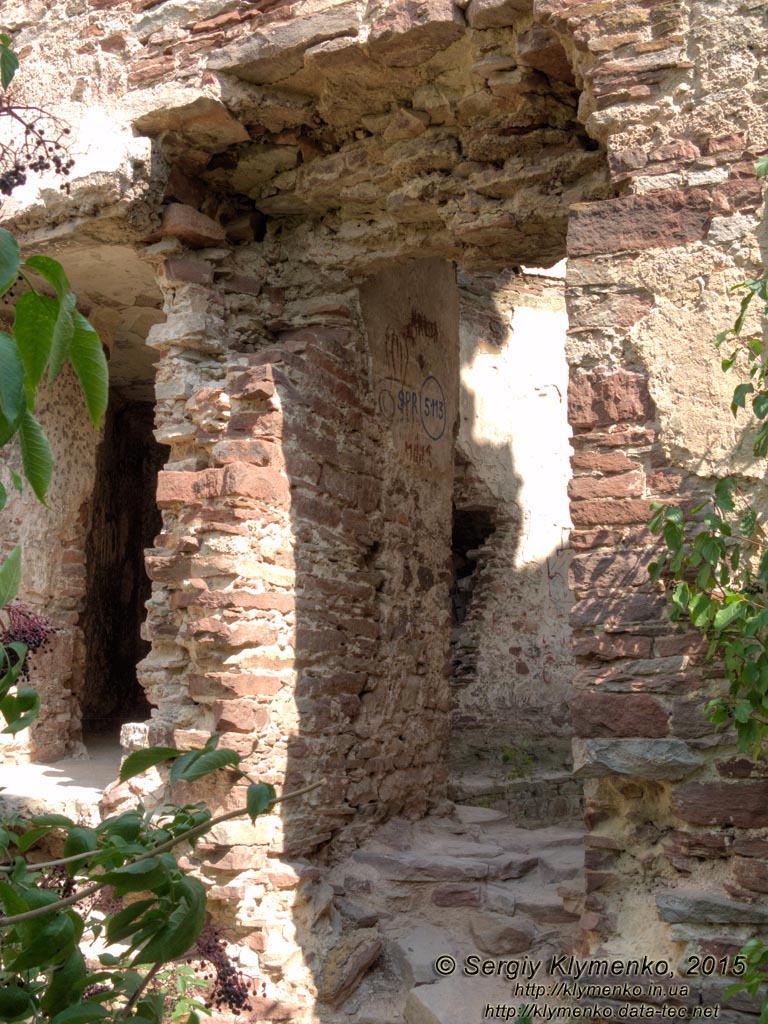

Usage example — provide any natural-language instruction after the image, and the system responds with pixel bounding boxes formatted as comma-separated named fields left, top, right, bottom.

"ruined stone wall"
left=0, top=369, right=99, bottom=761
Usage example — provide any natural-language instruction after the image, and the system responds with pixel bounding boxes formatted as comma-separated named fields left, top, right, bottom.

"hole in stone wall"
left=451, top=506, right=497, bottom=631
left=79, top=389, right=167, bottom=741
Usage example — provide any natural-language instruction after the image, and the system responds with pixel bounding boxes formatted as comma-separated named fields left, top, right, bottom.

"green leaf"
left=18, top=408, right=53, bottom=503
left=0, top=41, right=18, bottom=91
left=105, top=898, right=157, bottom=944
left=69, top=312, right=108, bottom=428
left=714, top=600, right=745, bottom=631
left=0, top=686, right=40, bottom=734
left=0, top=334, right=24, bottom=427
left=30, top=813, right=75, bottom=827
left=246, top=781, right=276, bottom=822
left=714, top=477, right=736, bottom=513
left=40, top=948, right=88, bottom=1016
left=13, top=292, right=58, bottom=400
left=0, top=229, right=20, bottom=298
left=0, top=481, right=5, bottom=513
left=24, top=256, right=70, bottom=301
left=49, top=1003, right=109, bottom=1024
left=754, top=391, right=768, bottom=420
left=101, top=857, right=170, bottom=896
left=0, top=545, right=21, bottom=607
left=47, top=292, right=76, bottom=386
left=16, top=823, right=51, bottom=852
left=0, top=985, right=33, bottom=1021
left=119, top=746, right=180, bottom=784
left=63, top=826, right=98, bottom=868
left=0, top=879, right=29, bottom=915
left=171, top=748, right=240, bottom=785
left=11, top=912, right=77, bottom=970
left=732, top=382, right=754, bottom=416
left=755, top=155, right=768, bottom=179
left=8, top=468, right=21, bottom=493
left=132, top=877, right=206, bottom=964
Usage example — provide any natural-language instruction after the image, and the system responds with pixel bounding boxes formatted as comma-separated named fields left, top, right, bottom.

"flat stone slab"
left=453, top=805, right=508, bottom=825
left=573, top=738, right=704, bottom=780
left=657, top=888, right=768, bottom=925
left=389, top=923, right=456, bottom=985
left=538, top=846, right=584, bottom=883
left=352, top=850, right=536, bottom=882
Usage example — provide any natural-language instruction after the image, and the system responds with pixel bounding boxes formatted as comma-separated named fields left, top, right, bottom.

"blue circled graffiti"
left=419, top=375, right=447, bottom=441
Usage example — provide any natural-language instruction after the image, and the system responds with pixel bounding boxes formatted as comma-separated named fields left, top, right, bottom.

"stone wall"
left=452, top=266, right=574, bottom=778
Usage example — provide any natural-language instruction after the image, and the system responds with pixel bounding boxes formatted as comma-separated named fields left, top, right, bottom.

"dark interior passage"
left=79, top=391, right=166, bottom=738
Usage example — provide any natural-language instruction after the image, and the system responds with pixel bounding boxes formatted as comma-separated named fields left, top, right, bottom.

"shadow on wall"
left=266, top=258, right=582, bottom=1013
left=449, top=268, right=577, bottom=791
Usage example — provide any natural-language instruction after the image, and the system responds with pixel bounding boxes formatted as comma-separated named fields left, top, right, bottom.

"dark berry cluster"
left=195, top=926, right=255, bottom=1015
left=0, top=101, right=74, bottom=197
left=0, top=603, right=58, bottom=679
left=39, top=864, right=75, bottom=899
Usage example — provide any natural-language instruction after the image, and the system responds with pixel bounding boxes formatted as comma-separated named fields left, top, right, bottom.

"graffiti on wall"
left=375, top=309, right=449, bottom=458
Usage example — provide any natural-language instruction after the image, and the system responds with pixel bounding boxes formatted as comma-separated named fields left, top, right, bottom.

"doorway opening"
left=79, top=390, right=166, bottom=741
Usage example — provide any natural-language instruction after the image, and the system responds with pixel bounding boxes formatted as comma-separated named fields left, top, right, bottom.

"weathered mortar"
left=2, top=0, right=768, bottom=1017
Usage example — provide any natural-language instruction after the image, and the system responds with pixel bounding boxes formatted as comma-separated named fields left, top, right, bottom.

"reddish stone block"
left=163, top=257, right=213, bottom=285
left=572, top=635, right=653, bottom=660
left=570, top=450, right=639, bottom=474
left=568, top=189, right=712, bottom=257
left=516, top=24, right=574, bottom=82
left=164, top=165, right=207, bottom=209
left=570, top=592, right=665, bottom=628
left=213, top=699, right=271, bottom=732
left=568, top=369, right=654, bottom=429
left=210, top=438, right=277, bottom=466
left=571, top=692, right=668, bottom=738
left=671, top=699, right=714, bottom=739
left=159, top=203, right=226, bottom=247
left=568, top=471, right=644, bottom=500
left=466, top=0, right=530, bottom=29
left=734, top=857, right=768, bottom=894
left=664, top=829, right=730, bottom=861
left=368, top=0, right=464, bottom=67
left=570, top=497, right=655, bottom=526
left=673, top=782, right=768, bottom=827
left=431, top=885, right=482, bottom=907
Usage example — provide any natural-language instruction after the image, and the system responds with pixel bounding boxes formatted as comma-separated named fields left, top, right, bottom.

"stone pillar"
left=125, top=251, right=459, bottom=1007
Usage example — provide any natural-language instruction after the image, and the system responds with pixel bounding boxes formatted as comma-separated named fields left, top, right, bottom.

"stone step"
left=537, top=844, right=584, bottom=883
left=449, top=771, right=583, bottom=826
left=352, top=848, right=538, bottom=882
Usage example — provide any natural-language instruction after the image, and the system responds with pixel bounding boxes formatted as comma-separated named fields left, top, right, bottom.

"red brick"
left=568, top=471, right=644, bottom=500
left=568, top=189, right=712, bottom=256
left=673, top=782, right=768, bottom=827
left=156, top=464, right=289, bottom=506
left=572, top=635, right=653, bottom=660
left=159, top=203, right=226, bottom=248
left=570, top=450, right=639, bottom=473
left=671, top=700, right=714, bottom=739
left=164, top=165, right=207, bottom=209
left=570, top=692, right=668, bottom=737
left=163, top=257, right=213, bottom=285
left=733, top=857, right=768, bottom=894
left=569, top=369, right=654, bottom=429
left=570, top=498, right=655, bottom=526
left=213, top=699, right=271, bottom=732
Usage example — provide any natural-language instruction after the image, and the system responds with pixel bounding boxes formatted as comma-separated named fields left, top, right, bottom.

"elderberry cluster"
left=0, top=603, right=58, bottom=679
left=0, top=101, right=74, bottom=197
left=195, top=926, right=255, bottom=1015
left=39, top=864, right=75, bottom=899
